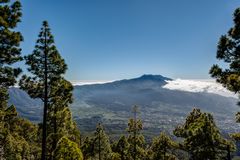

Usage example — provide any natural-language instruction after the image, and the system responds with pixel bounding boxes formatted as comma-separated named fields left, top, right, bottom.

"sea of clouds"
left=71, top=78, right=238, bottom=98
left=162, top=79, right=237, bottom=98
left=71, top=80, right=114, bottom=86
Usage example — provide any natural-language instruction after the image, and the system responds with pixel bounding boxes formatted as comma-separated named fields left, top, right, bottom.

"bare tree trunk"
left=41, top=26, right=48, bottom=160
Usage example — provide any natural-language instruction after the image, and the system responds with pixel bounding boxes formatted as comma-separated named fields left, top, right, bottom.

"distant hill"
left=8, top=74, right=240, bottom=140
left=8, top=87, right=42, bottom=122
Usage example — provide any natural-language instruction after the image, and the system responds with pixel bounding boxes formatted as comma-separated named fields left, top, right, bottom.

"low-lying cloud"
left=71, top=80, right=113, bottom=86
left=163, top=79, right=237, bottom=98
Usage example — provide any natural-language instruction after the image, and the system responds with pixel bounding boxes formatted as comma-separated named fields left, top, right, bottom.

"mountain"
left=8, top=87, right=42, bottom=122
left=8, top=74, right=240, bottom=140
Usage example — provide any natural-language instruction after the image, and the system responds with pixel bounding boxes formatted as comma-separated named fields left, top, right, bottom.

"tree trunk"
left=41, top=27, right=48, bottom=160
left=52, top=106, right=57, bottom=160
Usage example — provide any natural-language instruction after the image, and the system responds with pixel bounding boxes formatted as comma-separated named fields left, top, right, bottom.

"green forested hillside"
left=8, top=78, right=239, bottom=142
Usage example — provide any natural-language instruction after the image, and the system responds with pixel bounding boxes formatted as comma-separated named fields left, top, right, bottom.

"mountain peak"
left=138, top=74, right=172, bottom=81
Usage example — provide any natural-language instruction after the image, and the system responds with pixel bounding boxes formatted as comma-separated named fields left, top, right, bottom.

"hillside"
left=8, top=75, right=240, bottom=140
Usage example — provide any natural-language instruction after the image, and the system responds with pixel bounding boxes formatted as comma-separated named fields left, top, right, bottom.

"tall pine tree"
left=127, top=106, right=146, bottom=160
left=95, top=123, right=112, bottom=160
left=19, top=21, right=80, bottom=160
left=0, top=0, right=22, bottom=158
left=0, top=1, right=41, bottom=159
left=84, top=123, right=112, bottom=160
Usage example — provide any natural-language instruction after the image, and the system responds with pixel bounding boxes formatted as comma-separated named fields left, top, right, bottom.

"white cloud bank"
left=71, top=78, right=238, bottom=98
left=163, top=79, right=237, bottom=98
left=71, top=80, right=113, bottom=86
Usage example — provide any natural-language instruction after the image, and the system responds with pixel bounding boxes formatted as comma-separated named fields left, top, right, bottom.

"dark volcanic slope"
left=8, top=87, right=42, bottom=122
left=8, top=75, right=239, bottom=138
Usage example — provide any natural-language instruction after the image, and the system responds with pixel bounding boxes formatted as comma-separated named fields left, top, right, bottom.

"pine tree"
left=3, top=116, right=40, bottom=160
left=0, top=0, right=22, bottom=134
left=0, top=0, right=22, bottom=119
left=46, top=78, right=80, bottom=158
left=19, top=21, right=72, bottom=160
left=209, top=8, right=240, bottom=103
left=209, top=8, right=240, bottom=147
left=174, top=108, right=234, bottom=160
left=150, top=132, right=178, bottom=160
left=112, top=135, right=130, bottom=160
left=127, top=106, right=146, bottom=160
left=54, top=136, right=83, bottom=160
left=91, top=123, right=112, bottom=160
left=81, top=136, right=95, bottom=160
left=0, top=1, right=41, bottom=159
left=0, top=0, right=22, bottom=92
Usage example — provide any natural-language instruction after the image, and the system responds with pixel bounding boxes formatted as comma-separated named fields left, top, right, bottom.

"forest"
left=1, top=1, right=240, bottom=160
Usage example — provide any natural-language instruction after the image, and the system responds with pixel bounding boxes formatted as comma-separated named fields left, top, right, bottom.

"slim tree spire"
left=127, top=105, right=145, bottom=160
left=90, top=123, right=111, bottom=159
left=133, top=106, right=138, bottom=160
left=41, top=21, right=48, bottom=160
left=19, top=21, right=68, bottom=160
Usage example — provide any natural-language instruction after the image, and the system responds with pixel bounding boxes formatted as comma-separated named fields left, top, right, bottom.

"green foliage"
left=149, top=132, right=178, bottom=160
left=209, top=8, right=240, bottom=103
left=19, top=20, right=80, bottom=159
left=0, top=0, right=22, bottom=90
left=47, top=107, right=81, bottom=157
left=19, top=21, right=67, bottom=100
left=81, top=124, right=112, bottom=160
left=0, top=88, right=8, bottom=109
left=0, top=1, right=41, bottom=159
left=174, top=108, right=234, bottom=160
left=81, top=136, right=95, bottom=160
left=0, top=105, right=40, bottom=160
left=127, top=118, right=143, bottom=133
left=112, top=135, right=130, bottom=160
left=54, top=136, right=83, bottom=160
left=232, top=133, right=240, bottom=141
left=1, top=1, right=239, bottom=160
left=127, top=134, right=146, bottom=160
left=93, top=124, right=112, bottom=160
left=4, top=133, right=31, bottom=160
left=127, top=106, right=146, bottom=160
left=47, top=79, right=77, bottom=140
left=209, top=6, right=240, bottom=157
left=0, top=1, right=23, bottom=144
left=108, top=152, right=121, bottom=160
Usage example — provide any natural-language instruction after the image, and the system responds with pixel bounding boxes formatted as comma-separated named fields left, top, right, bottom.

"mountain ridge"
left=8, top=74, right=240, bottom=139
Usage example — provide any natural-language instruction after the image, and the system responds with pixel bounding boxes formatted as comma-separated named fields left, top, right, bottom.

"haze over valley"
left=9, top=74, right=239, bottom=140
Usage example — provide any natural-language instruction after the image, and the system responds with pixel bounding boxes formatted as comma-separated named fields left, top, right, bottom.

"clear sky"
left=18, top=0, right=240, bottom=81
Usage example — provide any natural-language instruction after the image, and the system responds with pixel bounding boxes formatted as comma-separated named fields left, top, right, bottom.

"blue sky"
left=18, top=0, right=240, bottom=81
